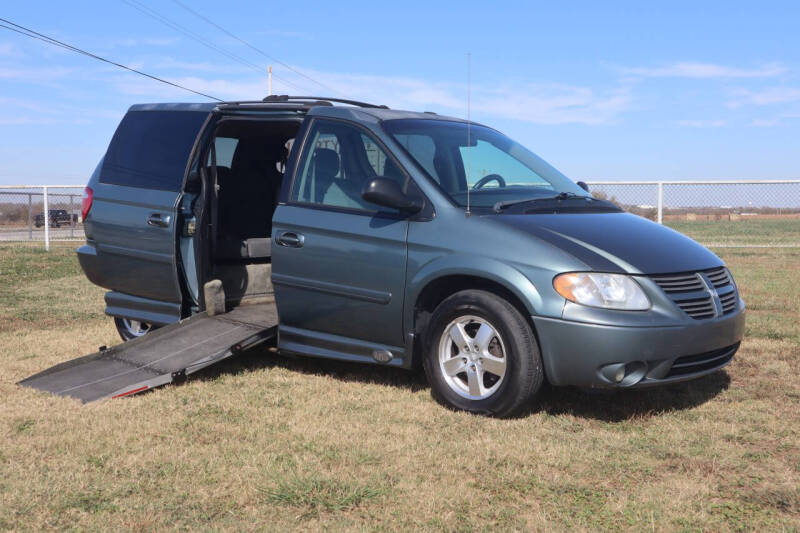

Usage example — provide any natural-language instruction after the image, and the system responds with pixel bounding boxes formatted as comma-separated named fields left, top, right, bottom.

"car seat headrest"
left=313, top=148, right=340, bottom=179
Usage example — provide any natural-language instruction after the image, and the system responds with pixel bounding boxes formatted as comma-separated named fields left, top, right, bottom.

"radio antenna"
left=465, top=52, right=472, bottom=218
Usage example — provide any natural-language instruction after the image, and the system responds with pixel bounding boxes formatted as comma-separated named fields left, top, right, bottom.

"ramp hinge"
left=171, top=369, right=187, bottom=383
left=99, top=345, right=108, bottom=352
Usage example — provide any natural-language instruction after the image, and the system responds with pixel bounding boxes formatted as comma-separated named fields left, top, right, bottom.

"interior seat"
left=216, top=139, right=282, bottom=260
left=311, top=148, right=340, bottom=202
left=314, top=147, right=375, bottom=209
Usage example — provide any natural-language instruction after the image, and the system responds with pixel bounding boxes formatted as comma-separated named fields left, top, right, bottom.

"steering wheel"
left=472, top=173, right=506, bottom=190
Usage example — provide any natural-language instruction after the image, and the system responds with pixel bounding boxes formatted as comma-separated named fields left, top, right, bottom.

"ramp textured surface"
left=19, top=303, right=278, bottom=403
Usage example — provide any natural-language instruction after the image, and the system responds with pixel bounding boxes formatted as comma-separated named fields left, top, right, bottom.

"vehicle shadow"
left=195, top=345, right=731, bottom=421
left=533, top=371, right=731, bottom=422
left=194, top=344, right=429, bottom=393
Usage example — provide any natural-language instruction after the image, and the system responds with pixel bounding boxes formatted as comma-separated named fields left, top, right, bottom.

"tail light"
left=81, top=187, right=93, bottom=221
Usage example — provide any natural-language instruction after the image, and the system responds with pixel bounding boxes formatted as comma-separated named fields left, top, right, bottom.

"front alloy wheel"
left=439, top=316, right=507, bottom=400
left=423, top=289, right=544, bottom=418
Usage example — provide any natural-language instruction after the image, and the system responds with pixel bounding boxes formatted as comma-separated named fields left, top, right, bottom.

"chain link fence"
left=2, top=181, right=799, bottom=249
left=0, top=186, right=85, bottom=249
left=585, top=180, right=800, bottom=247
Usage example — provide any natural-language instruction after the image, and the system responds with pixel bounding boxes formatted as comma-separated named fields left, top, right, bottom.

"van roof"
left=129, top=102, right=218, bottom=112
left=128, top=96, right=469, bottom=124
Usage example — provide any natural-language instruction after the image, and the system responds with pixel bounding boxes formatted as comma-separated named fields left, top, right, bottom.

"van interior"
left=194, top=118, right=301, bottom=313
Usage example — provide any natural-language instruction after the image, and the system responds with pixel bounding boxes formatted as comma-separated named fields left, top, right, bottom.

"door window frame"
left=287, top=116, right=430, bottom=220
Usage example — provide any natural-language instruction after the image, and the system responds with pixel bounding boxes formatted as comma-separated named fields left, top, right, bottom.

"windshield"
left=383, top=119, right=588, bottom=208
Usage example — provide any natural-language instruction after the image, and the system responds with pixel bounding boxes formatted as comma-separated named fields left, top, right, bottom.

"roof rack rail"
left=262, top=94, right=389, bottom=109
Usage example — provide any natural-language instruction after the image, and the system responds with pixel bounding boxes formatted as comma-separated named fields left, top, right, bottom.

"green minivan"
left=74, top=96, right=744, bottom=416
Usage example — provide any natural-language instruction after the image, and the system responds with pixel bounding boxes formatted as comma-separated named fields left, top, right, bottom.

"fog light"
left=599, top=362, right=647, bottom=386
left=599, top=363, right=626, bottom=384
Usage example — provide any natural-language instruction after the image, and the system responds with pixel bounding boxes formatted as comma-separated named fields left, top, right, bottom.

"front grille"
left=705, top=267, right=731, bottom=288
left=675, top=296, right=716, bottom=319
left=666, top=342, right=739, bottom=377
left=650, top=267, right=738, bottom=320
left=650, top=272, right=705, bottom=293
left=719, top=290, right=738, bottom=314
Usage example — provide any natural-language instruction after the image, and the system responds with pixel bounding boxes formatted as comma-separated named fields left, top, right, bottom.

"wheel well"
left=411, top=275, right=535, bottom=368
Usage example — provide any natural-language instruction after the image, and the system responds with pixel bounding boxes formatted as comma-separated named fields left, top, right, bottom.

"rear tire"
left=422, top=289, right=544, bottom=418
left=114, top=317, right=154, bottom=341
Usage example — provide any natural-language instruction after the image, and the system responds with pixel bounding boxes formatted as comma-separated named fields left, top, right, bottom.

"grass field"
left=665, top=219, right=800, bottom=247
left=0, top=243, right=798, bottom=531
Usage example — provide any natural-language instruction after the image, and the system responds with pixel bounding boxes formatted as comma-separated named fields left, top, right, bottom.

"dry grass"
left=0, top=244, right=798, bottom=531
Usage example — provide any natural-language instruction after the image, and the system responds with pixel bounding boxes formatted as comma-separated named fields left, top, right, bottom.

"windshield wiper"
left=493, top=192, right=593, bottom=213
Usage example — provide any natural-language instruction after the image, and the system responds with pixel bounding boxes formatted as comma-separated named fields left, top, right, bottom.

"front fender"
left=405, top=253, right=544, bottom=332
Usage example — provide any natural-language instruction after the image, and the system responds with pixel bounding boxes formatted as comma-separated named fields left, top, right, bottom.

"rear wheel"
left=114, top=317, right=154, bottom=341
left=423, top=290, right=544, bottom=418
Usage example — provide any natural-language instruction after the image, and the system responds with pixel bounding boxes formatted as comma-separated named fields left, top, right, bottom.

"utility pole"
left=268, top=65, right=272, bottom=96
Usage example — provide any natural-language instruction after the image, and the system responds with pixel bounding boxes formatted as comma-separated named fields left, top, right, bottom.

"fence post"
left=657, top=181, right=663, bottom=224
left=69, top=194, right=74, bottom=239
left=27, top=193, right=32, bottom=240
left=43, top=186, right=49, bottom=251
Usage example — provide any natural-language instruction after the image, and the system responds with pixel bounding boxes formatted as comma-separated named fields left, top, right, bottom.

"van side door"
left=86, top=106, right=211, bottom=323
left=271, top=116, right=412, bottom=364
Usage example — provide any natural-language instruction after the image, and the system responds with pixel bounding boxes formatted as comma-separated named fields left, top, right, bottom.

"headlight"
left=553, top=272, right=650, bottom=310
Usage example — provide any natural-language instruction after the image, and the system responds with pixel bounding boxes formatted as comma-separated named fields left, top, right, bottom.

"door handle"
left=146, top=213, right=171, bottom=228
left=276, top=231, right=304, bottom=248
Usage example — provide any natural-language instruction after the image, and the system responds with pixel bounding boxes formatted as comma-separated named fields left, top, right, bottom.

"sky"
left=1, top=0, right=799, bottom=185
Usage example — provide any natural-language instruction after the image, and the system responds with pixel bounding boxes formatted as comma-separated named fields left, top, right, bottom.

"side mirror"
left=576, top=181, right=589, bottom=192
left=362, top=177, right=423, bottom=214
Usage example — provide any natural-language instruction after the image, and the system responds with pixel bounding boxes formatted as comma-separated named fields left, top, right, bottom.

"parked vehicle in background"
left=34, top=209, right=76, bottom=228
left=68, top=96, right=744, bottom=417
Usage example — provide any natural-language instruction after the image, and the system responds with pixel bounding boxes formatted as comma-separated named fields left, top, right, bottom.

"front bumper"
left=532, top=303, right=745, bottom=388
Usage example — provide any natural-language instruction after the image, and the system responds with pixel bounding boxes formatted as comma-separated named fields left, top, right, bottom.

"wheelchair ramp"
left=19, top=302, right=278, bottom=403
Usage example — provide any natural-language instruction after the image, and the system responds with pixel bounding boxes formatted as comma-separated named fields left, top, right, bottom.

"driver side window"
left=291, top=119, right=407, bottom=211
left=459, top=140, right=550, bottom=188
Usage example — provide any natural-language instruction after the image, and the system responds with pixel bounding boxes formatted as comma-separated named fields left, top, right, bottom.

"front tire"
left=114, top=317, right=154, bottom=341
left=423, top=290, right=544, bottom=418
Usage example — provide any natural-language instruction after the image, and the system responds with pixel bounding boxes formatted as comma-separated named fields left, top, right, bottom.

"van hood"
left=493, top=212, right=723, bottom=274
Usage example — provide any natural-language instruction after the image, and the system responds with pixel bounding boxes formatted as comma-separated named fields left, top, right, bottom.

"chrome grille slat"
left=679, top=300, right=714, bottom=308
left=651, top=274, right=699, bottom=282
left=681, top=303, right=714, bottom=310
left=658, top=283, right=706, bottom=291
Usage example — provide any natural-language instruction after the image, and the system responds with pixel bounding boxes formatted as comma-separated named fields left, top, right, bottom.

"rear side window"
left=101, top=110, right=208, bottom=191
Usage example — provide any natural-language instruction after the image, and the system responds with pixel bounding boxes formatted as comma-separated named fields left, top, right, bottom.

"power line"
left=119, top=0, right=310, bottom=94
left=0, top=17, right=223, bottom=101
left=169, top=0, right=344, bottom=96
left=0, top=22, right=75, bottom=53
